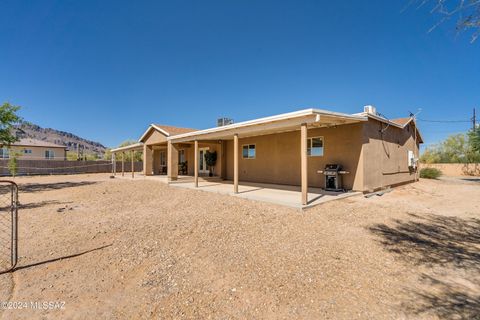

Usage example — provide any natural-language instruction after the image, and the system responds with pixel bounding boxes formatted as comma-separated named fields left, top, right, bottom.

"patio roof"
left=111, top=142, right=144, bottom=153
left=168, top=108, right=368, bottom=143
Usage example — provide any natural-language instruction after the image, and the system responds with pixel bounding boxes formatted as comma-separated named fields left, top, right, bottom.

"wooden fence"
left=0, top=160, right=143, bottom=176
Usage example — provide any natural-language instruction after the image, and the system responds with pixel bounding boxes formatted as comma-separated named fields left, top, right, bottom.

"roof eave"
left=168, top=109, right=367, bottom=142
left=138, top=124, right=170, bottom=143
left=111, top=142, right=144, bottom=153
left=356, top=113, right=424, bottom=144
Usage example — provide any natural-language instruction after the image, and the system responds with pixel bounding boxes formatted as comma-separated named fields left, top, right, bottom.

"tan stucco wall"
left=224, top=123, right=364, bottom=190
left=184, top=142, right=223, bottom=176
left=7, top=146, right=66, bottom=160
left=143, top=129, right=168, bottom=175
left=141, top=119, right=420, bottom=191
left=143, top=130, right=168, bottom=145
left=420, top=163, right=480, bottom=176
left=143, top=145, right=153, bottom=175
left=361, top=119, right=419, bottom=192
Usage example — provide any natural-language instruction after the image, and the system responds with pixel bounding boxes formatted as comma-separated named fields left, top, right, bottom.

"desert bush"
left=420, top=167, right=442, bottom=179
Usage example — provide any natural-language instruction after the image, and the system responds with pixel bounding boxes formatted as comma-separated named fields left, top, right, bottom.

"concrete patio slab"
left=169, top=180, right=361, bottom=209
left=115, top=174, right=361, bottom=209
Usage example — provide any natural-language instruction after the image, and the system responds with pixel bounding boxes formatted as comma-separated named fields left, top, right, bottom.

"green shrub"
left=420, top=167, right=442, bottom=179
left=8, top=155, right=18, bottom=177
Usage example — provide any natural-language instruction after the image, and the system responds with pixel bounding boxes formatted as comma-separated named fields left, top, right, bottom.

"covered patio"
left=111, top=109, right=367, bottom=207
left=168, top=109, right=367, bottom=206
left=110, top=142, right=144, bottom=178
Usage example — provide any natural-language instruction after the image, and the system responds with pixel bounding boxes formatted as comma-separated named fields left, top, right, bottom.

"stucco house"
left=0, top=138, right=67, bottom=160
left=112, top=106, right=422, bottom=205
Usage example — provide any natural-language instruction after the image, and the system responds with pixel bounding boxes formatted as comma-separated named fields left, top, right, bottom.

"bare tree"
left=414, top=0, right=480, bottom=42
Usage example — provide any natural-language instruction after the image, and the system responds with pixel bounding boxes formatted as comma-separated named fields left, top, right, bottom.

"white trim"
left=354, top=112, right=406, bottom=129
left=242, top=144, right=256, bottom=159
left=45, top=150, right=55, bottom=159
left=178, top=149, right=186, bottom=163
left=198, top=147, right=209, bottom=173
left=168, top=109, right=367, bottom=142
left=159, top=150, right=167, bottom=166
left=151, top=124, right=171, bottom=137
left=138, top=124, right=171, bottom=142
left=307, top=136, right=324, bottom=157
left=0, top=147, right=9, bottom=159
left=354, top=113, right=424, bottom=143
left=111, top=142, right=144, bottom=153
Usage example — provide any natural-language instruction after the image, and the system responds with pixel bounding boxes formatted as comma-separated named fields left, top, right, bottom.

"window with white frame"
left=179, top=149, right=186, bottom=163
left=0, top=148, right=9, bottom=159
left=242, top=144, right=256, bottom=159
left=45, top=150, right=55, bottom=159
left=23, top=149, right=32, bottom=154
left=159, top=151, right=166, bottom=166
left=307, top=137, right=324, bottom=156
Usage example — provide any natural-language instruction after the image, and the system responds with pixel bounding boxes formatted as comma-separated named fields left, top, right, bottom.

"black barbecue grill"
left=317, top=164, right=349, bottom=192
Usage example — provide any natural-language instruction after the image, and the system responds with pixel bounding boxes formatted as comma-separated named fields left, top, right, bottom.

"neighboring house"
left=0, top=138, right=67, bottom=160
left=112, top=106, right=423, bottom=205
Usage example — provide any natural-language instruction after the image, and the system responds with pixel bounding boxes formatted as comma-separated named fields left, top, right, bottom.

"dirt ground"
left=0, top=174, right=478, bottom=319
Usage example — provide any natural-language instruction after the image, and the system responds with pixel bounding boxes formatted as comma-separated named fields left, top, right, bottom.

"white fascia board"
left=354, top=112, right=406, bottom=129
left=111, top=142, right=144, bottom=153
left=354, top=112, right=424, bottom=143
left=138, top=125, right=155, bottom=142
left=138, top=124, right=170, bottom=142
left=151, top=124, right=171, bottom=137
left=168, top=108, right=367, bottom=141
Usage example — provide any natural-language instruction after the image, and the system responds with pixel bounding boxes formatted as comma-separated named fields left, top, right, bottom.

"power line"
left=418, top=118, right=471, bottom=123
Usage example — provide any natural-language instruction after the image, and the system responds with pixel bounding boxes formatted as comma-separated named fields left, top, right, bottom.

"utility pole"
left=473, top=107, right=477, bottom=131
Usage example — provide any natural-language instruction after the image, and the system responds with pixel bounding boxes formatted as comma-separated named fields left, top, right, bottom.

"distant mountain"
left=14, top=121, right=107, bottom=156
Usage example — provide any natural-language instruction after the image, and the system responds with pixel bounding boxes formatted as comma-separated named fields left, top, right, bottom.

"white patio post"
left=234, top=133, right=239, bottom=194
left=167, top=141, right=178, bottom=182
left=301, top=123, right=308, bottom=205
left=131, top=150, right=134, bottom=178
left=122, top=152, right=125, bottom=176
left=194, top=140, right=199, bottom=188
left=143, top=144, right=153, bottom=176
left=112, top=152, right=116, bottom=176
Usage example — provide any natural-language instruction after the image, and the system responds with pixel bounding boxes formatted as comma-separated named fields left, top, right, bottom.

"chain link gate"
left=0, top=181, right=18, bottom=274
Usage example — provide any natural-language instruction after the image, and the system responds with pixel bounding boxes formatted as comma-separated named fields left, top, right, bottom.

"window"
left=179, top=149, right=186, bottom=163
left=242, top=144, right=256, bottom=159
left=307, top=137, right=324, bottom=156
left=23, top=149, right=32, bottom=154
left=0, top=148, right=9, bottom=159
left=45, top=150, right=55, bottom=159
left=159, top=151, right=166, bottom=166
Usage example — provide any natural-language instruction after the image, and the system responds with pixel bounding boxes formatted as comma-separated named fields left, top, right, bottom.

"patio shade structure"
left=111, top=142, right=144, bottom=178
left=168, top=109, right=367, bottom=205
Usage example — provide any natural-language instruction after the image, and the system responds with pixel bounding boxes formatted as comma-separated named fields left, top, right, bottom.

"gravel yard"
left=0, top=174, right=479, bottom=319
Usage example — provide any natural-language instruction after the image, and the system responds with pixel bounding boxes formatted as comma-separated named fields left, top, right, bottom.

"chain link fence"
left=0, top=181, right=18, bottom=274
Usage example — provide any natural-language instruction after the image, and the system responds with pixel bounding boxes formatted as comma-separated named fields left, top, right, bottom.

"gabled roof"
left=390, top=117, right=413, bottom=126
left=7, top=138, right=67, bottom=149
left=139, top=124, right=197, bottom=142
left=152, top=124, right=197, bottom=136
left=355, top=112, right=423, bottom=143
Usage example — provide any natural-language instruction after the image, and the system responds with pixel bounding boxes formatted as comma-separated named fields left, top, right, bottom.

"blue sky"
left=0, top=0, right=478, bottom=148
